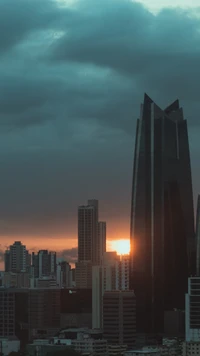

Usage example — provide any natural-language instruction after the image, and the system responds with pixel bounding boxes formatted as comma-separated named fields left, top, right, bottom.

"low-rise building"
left=0, top=337, right=20, bottom=356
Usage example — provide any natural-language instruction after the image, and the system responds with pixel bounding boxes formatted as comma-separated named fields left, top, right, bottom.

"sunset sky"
left=0, top=0, right=200, bottom=268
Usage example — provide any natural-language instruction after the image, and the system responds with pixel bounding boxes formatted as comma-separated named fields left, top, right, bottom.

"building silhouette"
left=130, top=94, right=195, bottom=334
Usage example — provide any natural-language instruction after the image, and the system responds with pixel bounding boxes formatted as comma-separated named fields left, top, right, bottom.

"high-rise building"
left=78, top=199, right=99, bottom=263
left=56, top=261, right=71, bottom=288
left=4, top=241, right=31, bottom=273
left=0, top=289, right=15, bottom=337
left=183, top=277, right=200, bottom=355
left=28, top=288, right=60, bottom=340
left=98, top=221, right=106, bottom=262
left=130, top=94, right=195, bottom=333
left=103, top=290, right=136, bottom=348
left=32, top=250, right=57, bottom=278
left=92, top=252, right=130, bottom=329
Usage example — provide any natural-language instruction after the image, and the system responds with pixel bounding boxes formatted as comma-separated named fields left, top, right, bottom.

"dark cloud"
left=0, top=0, right=66, bottom=54
left=58, top=248, right=78, bottom=264
left=0, top=0, right=199, bottom=242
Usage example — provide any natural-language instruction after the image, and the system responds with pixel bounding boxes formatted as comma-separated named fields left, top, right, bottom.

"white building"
left=115, top=254, right=129, bottom=290
left=92, top=252, right=130, bottom=329
left=182, top=277, right=200, bottom=355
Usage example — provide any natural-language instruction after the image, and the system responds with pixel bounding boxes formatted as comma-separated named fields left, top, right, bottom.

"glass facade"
left=130, top=94, right=195, bottom=333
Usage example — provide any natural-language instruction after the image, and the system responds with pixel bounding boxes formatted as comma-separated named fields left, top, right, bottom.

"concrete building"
left=32, top=250, right=57, bottom=279
left=75, top=261, right=92, bottom=289
left=60, top=288, right=92, bottom=329
left=115, top=254, right=129, bottom=290
left=56, top=261, right=71, bottom=288
left=4, top=241, right=30, bottom=273
left=103, top=290, right=136, bottom=348
left=27, top=328, right=107, bottom=356
left=182, top=277, right=200, bottom=355
left=186, top=277, right=200, bottom=342
left=78, top=199, right=99, bottom=263
left=0, top=337, right=20, bottom=356
left=28, top=288, right=60, bottom=340
left=92, top=252, right=118, bottom=329
left=3, top=272, right=30, bottom=288
left=0, top=289, right=15, bottom=337
left=98, top=221, right=106, bottom=262
left=92, top=252, right=130, bottom=329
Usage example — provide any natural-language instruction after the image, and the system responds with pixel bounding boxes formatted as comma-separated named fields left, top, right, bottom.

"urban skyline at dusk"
left=0, top=0, right=200, bottom=268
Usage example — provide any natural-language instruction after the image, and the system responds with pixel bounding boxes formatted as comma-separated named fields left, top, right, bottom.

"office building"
left=183, top=278, right=200, bottom=356
left=0, top=289, right=15, bottom=337
left=103, top=290, right=136, bottom=348
left=78, top=199, right=99, bottom=263
left=185, top=277, right=200, bottom=342
left=28, top=288, right=60, bottom=340
left=92, top=252, right=129, bottom=329
left=32, top=250, right=56, bottom=278
left=130, top=94, right=195, bottom=333
left=92, top=253, right=117, bottom=329
left=56, top=261, right=71, bottom=288
left=60, top=288, right=92, bottom=329
left=75, top=261, right=92, bottom=289
left=4, top=241, right=31, bottom=273
left=98, top=221, right=106, bottom=262
left=115, top=254, right=129, bottom=290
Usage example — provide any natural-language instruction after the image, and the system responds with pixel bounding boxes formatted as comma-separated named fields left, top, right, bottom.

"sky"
left=0, top=0, right=200, bottom=267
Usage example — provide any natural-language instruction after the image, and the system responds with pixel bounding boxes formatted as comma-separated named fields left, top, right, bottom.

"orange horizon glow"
left=109, top=239, right=130, bottom=255
left=0, top=236, right=131, bottom=270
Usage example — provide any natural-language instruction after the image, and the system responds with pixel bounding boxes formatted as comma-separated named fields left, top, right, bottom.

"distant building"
left=60, top=288, right=92, bottom=329
left=98, top=221, right=106, bottom=262
left=103, top=290, right=136, bottom=348
left=92, top=252, right=130, bottom=329
left=182, top=277, right=200, bottom=355
left=4, top=241, right=31, bottom=273
left=56, top=261, right=71, bottom=288
left=32, top=250, right=56, bottom=278
left=75, top=261, right=92, bottom=289
left=0, top=337, right=20, bottom=356
left=27, top=328, right=107, bottom=356
left=0, top=289, right=15, bottom=337
left=28, top=288, right=60, bottom=341
left=3, top=271, right=30, bottom=288
left=78, top=199, right=99, bottom=264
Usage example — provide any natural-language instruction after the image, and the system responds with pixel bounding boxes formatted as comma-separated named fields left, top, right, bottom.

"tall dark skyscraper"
left=130, top=94, right=195, bottom=334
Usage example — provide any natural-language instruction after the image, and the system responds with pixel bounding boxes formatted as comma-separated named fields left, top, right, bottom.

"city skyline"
left=0, top=0, right=200, bottom=265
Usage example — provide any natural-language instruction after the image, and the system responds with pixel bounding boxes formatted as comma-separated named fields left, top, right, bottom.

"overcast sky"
left=0, top=0, right=200, bottom=264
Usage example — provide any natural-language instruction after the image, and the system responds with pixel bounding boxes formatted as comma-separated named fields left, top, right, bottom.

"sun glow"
left=110, top=239, right=130, bottom=255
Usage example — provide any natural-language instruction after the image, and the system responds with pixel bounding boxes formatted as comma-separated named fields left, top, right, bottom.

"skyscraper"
left=4, top=241, right=31, bottom=273
left=130, top=94, right=195, bottom=333
left=78, top=199, right=99, bottom=263
left=98, top=221, right=106, bottom=262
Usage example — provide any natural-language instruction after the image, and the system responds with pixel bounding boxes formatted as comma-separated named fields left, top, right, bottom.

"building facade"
left=103, top=290, right=136, bottom=348
left=0, top=289, right=15, bottom=337
left=130, top=94, right=195, bottom=333
left=28, top=288, right=60, bottom=341
left=78, top=199, right=99, bottom=263
left=4, top=241, right=31, bottom=273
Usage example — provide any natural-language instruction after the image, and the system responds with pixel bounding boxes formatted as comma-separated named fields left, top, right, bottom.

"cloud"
left=58, top=247, right=78, bottom=264
left=0, top=0, right=199, bottom=243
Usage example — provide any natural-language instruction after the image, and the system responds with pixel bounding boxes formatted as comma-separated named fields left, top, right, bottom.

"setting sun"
left=110, top=239, right=130, bottom=255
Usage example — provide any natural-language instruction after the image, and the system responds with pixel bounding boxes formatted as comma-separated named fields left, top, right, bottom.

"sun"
left=111, top=239, right=130, bottom=255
